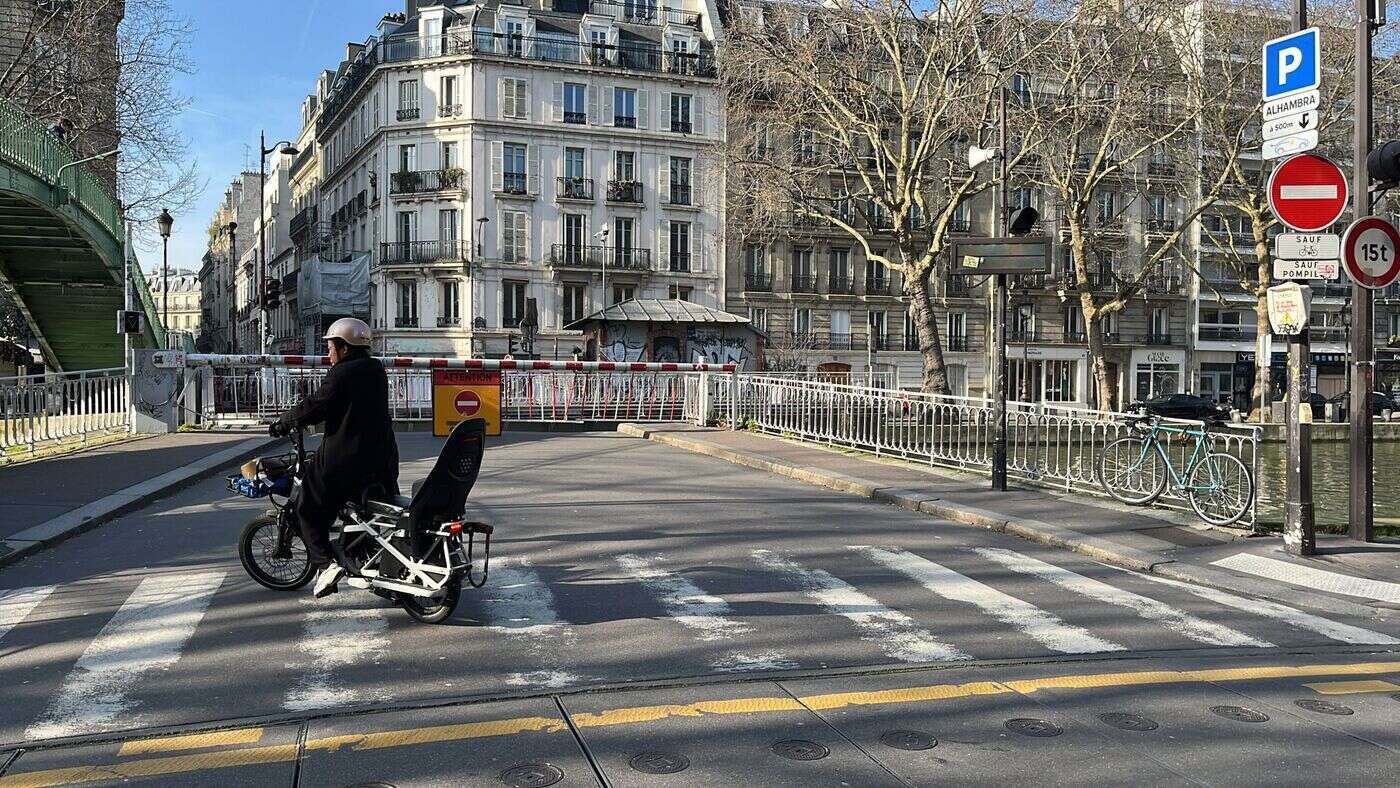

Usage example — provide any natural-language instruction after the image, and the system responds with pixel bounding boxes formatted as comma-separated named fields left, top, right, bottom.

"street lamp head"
left=279, top=144, right=299, bottom=156
left=157, top=208, right=174, bottom=239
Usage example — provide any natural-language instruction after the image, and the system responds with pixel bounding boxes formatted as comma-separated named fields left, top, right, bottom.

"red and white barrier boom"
left=183, top=354, right=737, bottom=373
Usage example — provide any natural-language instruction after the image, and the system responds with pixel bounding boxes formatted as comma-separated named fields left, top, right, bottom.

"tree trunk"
left=1069, top=221, right=1116, bottom=409
left=908, top=270, right=950, bottom=394
left=1253, top=292, right=1272, bottom=421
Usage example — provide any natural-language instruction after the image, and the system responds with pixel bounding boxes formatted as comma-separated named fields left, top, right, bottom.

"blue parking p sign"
left=1263, top=27, right=1320, bottom=99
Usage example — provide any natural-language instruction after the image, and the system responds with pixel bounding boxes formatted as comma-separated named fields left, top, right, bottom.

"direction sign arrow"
left=1342, top=215, right=1400, bottom=289
left=1263, top=112, right=1315, bottom=141
left=1267, top=153, right=1348, bottom=230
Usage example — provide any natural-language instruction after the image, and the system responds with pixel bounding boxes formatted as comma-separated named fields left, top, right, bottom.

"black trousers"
left=294, top=460, right=400, bottom=570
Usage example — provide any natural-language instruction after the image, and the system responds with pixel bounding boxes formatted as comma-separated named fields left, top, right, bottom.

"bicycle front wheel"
left=1097, top=436, right=1168, bottom=505
left=1188, top=453, right=1254, bottom=526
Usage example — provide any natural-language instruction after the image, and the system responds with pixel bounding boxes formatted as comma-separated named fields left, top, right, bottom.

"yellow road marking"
left=1304, top=679, right=1400, bottom=695
left=6, top=660, right=1400, bottom=787
left=117, top=728, right=264, bottom=756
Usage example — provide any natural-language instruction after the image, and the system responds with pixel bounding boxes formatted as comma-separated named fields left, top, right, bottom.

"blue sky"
left=163, top=1, right=392, bottom=271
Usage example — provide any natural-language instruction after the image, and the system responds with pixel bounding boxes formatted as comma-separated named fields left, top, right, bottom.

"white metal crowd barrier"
left=732, top=375, right=1262, bottom=525
left=0, top=367, right=130, bottom=455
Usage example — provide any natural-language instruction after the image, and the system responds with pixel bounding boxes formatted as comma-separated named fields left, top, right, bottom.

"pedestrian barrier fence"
left=0, top=368, right=129, bottom=455
left=727, top=375, right=1262, bottom=526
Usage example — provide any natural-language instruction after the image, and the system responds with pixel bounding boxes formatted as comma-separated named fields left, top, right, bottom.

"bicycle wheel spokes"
left=1098, top=436, right=1168, bottom=505
left=1188, top=453, right=1253, bottom=526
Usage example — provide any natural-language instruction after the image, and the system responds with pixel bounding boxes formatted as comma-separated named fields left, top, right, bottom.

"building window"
left=868, top=310, right=887, bottom=350
left=1045, top=360, right=1077, bottom=402
left=1096, top=190, right=1117, bottom=225
left=612, top=284, right=636, bottom=304
left=1136, top=361, right=1181, bottom=400
left=397, top=80, right=419, bottom=120
left=669, top=156, right=692, bottom=205
left=1012, top=304, right=1035, bottom=340
left=668, top=221, right=691, bottom=271
left=503, top=280, right=527, bottom=328
left=947, top=311, right=967, bottom=350
left=562, top=213, right=586, bottom=261
left=398, top=144, right=417, bottom=173
left=1150, top=307, right=1171, bottom=342
left=438, top=209, right=459, bottom=246
left=614, top=150, right=636, bottom=183
left=792, top=248, right=814, bottom=291
left=439, top=280, right=460, bottom=326
left=441, top=141, right=458, bottom=170
left=670, top=92, right=692, bottom=133
left=563, top=82, right=587, bottom=124
left=614, top=87, right=637, bottom=127
left=829, top=248, right=850, bottom=291
left=563, top=283, right=586, bottom=326
left=439, top=76, right=458, bottom=115
left=749, top=306, right=768, bottom=334
left=669, top=284, right=692, bottom=301
left=793, top=306, right=812, bottom=337
left=613, top=217, right=635, bottom=265
left=501, top=77, right=528, bottom=119
left=1063, top=305, right=1084, bottom=340
left=396, top=210, right=417, bottom=243
left=502, top=142, right=527, bottom=193
left=563, top=146, right=585, bottom=181
left=395, top=280, right=418, bottom=327
left=501, top=210, right=527, bottom=262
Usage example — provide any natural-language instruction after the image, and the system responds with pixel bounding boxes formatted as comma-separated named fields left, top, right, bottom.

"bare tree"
left=1019, top=1, right=1241, bottom=409
left=0, top=0, right=201, bottom=227
left=721, top=0, right=1048, bottom=393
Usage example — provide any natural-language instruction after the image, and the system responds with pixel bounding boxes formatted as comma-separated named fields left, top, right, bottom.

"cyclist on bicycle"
left=270, top=318, right=399, bottom=597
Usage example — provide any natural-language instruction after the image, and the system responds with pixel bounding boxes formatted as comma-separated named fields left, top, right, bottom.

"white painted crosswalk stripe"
left=1212, top=553, right=1400, bottom=605
left=480, top=559, right=584, bottom=688
left=0, top=586, right=55, bottom=643
left=974, top=548, right=1272, bottom=648
left=25, top=572, right=226, bottom=740
left=854, top=546, right=1126, bottom=654
left=618, top=553, right=795, bottom=672
left=752, top=549, right=970, bottom=663
left=1133, top=570, right=1400, bottom=645
left=283, top=592, right=391, bottom=713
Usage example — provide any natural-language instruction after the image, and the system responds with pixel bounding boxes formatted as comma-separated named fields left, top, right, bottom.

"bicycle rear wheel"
left=1097, top=436, right=1168, bottom=505
left=1188, top=453, right=1253, bottom=526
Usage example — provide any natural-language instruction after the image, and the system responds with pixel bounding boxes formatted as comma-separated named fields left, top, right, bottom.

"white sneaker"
left=313, top=565, right=345, bottom=598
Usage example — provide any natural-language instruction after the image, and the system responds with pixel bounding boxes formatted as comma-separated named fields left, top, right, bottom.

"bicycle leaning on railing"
left=1096, top=409, right=1254, bottom=526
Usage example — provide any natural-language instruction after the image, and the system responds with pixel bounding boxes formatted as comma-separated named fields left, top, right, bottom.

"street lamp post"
left=595, top=226, right=611, bottom=306
left=157, top=208, right=173, bottom=348
left=258, top=131, right=299, bottom=355
left=226, top=221, right=238, bottom=352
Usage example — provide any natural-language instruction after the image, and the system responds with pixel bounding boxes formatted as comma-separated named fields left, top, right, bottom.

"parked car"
left=1133, top=393, right=1231, bottom=423
left=1328, top=391, right=1396, bottom=420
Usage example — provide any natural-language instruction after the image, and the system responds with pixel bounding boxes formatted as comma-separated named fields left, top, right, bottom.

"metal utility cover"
left=950, top=236, right=1052, bottom=275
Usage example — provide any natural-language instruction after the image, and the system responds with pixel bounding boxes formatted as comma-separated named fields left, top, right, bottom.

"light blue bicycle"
left=1096, top=412, right=1253, bottom=526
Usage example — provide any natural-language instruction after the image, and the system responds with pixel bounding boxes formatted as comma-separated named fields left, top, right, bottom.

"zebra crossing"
left=1, top=546, right=1397, bottom=745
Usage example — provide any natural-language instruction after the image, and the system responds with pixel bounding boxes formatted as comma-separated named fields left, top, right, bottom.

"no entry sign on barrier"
left=433, top=369, right=501, bottom=437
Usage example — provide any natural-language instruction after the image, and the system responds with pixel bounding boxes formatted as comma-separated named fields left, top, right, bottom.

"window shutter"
left=662, top=220, right=671, bottom=269
left=552, top=81, right=564, bottom=122
left=490, top=141, right=503, bottom=192
left=523, top=213, right=532, bottom=262
left=656, top=154, right=667, bottom=202
left=518, top=79, right=529, bottom=120
left=660, top=91, right=671, bottom=130
left=587, top=85, right=599, bottom=125
left=527, top=144, right=540, bottom=194
left=692, top=160, right=701, bottom=207
left=498, top=78, right=509, bottom=118
left=602, top=87, right=613, bottom=126
left=693, top=95, right=705, bottom=135
left=637, top=89, right=648, bottom=129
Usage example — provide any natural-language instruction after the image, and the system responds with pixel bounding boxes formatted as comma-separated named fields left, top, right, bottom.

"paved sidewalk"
left=622, top=424, right=1400, bottom=616
left=0, top=430, right=274, bottom=564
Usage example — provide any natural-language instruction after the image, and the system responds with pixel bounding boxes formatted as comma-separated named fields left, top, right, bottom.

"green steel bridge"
left=0, top=98, right=161, bottom=372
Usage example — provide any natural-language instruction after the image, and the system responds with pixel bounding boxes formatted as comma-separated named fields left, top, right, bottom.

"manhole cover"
left=1294, top=699, right=1354, bottom=716
left=879, top=729, right=937, bottom=750
left=1211, top=705, right=1269, bottom=723
left=1392, top=692, right=1400, bottom=703
left=629, top=751, right=691, bottom=774
left=1098, top=712, right=1159, bottom=732
left=1005, top=718, right=1062, bottom=737
left=499, top=764, right=564, bottom=788
left=772, top=739, right=830, bottom=761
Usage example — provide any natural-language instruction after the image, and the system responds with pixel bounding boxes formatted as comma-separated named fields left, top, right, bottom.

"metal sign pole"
left=1283, top=0, right=1316, bottom=556
left=1351, top=0, right=1376, bottom=542
left=991, top=86, right=1009, bottom=491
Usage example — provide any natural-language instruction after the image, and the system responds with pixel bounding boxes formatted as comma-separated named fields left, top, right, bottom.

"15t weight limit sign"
left=1342, top=216, right=1400, bottom=290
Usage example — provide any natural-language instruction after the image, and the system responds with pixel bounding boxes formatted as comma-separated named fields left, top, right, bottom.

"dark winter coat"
left=277, top=350, right=399, bottom=493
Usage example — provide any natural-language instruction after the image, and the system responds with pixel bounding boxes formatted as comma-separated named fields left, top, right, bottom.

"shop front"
left=1130, top=348, right=1185, bottom=402
left=1007, top=345, right=1091, bottom=407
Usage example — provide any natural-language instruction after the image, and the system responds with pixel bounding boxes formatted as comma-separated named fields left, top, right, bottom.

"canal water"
left=1255, top=441, right=1400, bottom=531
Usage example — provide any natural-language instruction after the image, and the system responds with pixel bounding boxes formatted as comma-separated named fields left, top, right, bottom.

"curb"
left=619, top=425, right=1379, bottom=618
left=0, top=434, right=279, bottom=570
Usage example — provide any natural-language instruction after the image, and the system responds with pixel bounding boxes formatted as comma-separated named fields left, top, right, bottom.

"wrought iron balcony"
left=865, top=277, right=891, bottom=295
left=500, top=173, right=527, bottom=195
left=1147, top=218, right=1176, bottom=232
left=556, top=177, right=594, bottom=200
left=826, top=333, right=864, bottom=351
left=667, top=253, right=691, bottom=272
left=378, top=240, right=469, bottom=265
left=948, top=218, right=972, bottom=233
left=438, top=104, right=462, bottom=118
left=743, top=271, right=772, bottom=291
left=1139, top=333, right=1175, bottom=345
left=670, top=118, right=693, bottom=134
left=828, top=276, right=854, bottom=294
left=394, top=315, right=419, bottom=328
left=391, top=169, right=464, bottom=195
left=870, top=335, right=894, bottom=351
left=607, top=180, right=643, bottom=203
left=668, top=185, right=692, bottom=206
left=1061, top=330, right=1086, bottom=343
left=437, top=315, right=462, bottom=327
left=792, top=273, right=819, bottom=293
left=1199, top=326, right=1257, bottom=341
left=1008, top=328, right=1042, bottom=342
left=613, top=115, right=637, bottom=128
left=547, top=243, right=652, bottom=271
left=397, top=106, right=420, bottom=122
left=564, top=110, right=588, bottom=125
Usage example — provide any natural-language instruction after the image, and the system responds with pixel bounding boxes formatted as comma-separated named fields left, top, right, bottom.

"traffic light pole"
left=991, top=85, right=1009, bottom=492
left=1284, top=0, right=1316, bottom=556
left=1350, top=0, right=1376, bottom=542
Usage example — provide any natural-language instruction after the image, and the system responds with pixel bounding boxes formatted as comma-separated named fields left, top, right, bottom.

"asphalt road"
left=2, top=431, right=1400, bottom=785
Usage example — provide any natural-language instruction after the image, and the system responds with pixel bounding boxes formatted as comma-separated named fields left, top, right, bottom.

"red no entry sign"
left=454, top=389, right=482, bottom=417
left=1342, top=215, right=1400, bottom=289
left=1268, top=153, right=1348, bottom=232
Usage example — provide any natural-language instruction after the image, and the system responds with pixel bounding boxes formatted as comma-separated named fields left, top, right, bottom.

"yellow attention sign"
left=432, top=369, right=502, bottom=437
